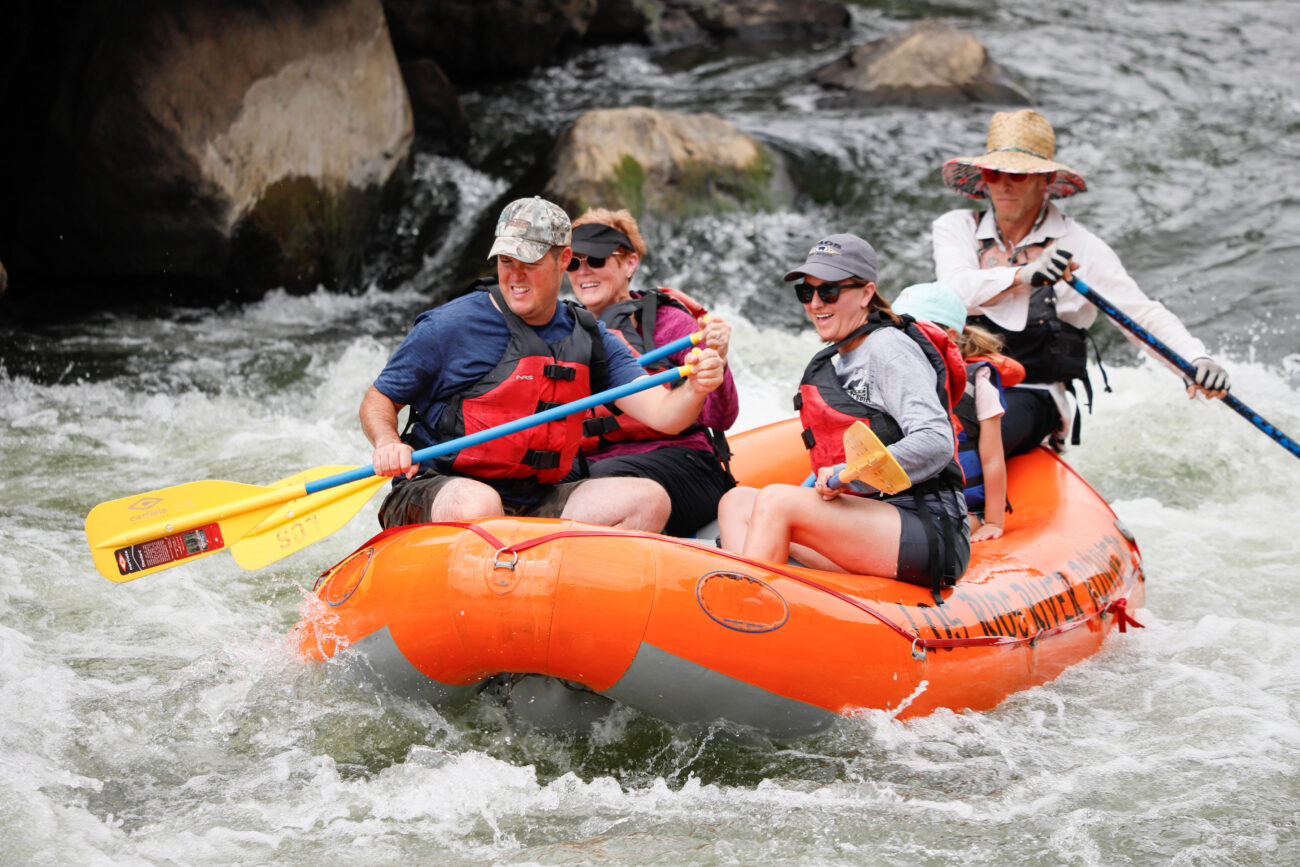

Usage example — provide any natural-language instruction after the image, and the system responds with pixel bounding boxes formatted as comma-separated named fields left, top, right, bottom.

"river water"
left=3, top=1, right=1300, bottom=863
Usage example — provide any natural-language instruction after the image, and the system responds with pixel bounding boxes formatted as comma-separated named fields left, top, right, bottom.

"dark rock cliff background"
left=0, top=0, right=1007, bottom=322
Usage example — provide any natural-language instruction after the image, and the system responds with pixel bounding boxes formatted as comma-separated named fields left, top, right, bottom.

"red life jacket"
left=580, top=287, right=708, bottom=450
left=965, top=354, right=1025, bottom=393
left=912, top=318, right=968, bottom=438
left=430, top=282, right=606, bottom=488
left=794, top=312, right=965, bottom=491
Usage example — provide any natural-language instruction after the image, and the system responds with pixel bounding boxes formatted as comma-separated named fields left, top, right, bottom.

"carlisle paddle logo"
left=126, top=496, right=168, bottom=523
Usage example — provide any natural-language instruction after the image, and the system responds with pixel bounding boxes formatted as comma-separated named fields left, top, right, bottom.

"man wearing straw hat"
left=932, top=109, right=1230, bottom=456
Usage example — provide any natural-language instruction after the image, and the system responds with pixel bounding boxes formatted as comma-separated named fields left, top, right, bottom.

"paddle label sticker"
left=113, top=523, right=224, bottom=576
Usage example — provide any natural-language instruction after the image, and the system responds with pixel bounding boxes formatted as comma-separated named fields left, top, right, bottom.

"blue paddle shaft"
left=1069, top=277, right=1300, bottom=460
left=635, top=331, right=701, bottom=366
left=304, top=364, right=691, bottom=493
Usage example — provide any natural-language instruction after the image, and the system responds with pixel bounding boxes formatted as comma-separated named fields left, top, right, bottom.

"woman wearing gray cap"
left=717, top=234, right=970, bottom=592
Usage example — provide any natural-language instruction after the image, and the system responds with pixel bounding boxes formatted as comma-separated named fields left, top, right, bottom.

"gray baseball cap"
left=783, top=233, right=879, bottom=283
left=487, top=196, right=572, bottom=263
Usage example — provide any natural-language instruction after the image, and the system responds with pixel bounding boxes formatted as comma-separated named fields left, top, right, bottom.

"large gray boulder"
left=545, top=106, right=789, bottom=216
left=814, top=19, right=1030, bottom=106
left=23, top=0, right=413, bottom=299
left=653, top=0, right=850, bottom=44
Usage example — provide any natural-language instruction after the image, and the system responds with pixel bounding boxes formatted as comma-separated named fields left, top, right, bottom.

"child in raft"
left=892, top=282, right=1024, bottom=541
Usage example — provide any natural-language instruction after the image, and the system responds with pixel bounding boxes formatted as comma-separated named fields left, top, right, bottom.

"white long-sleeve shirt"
left=932, top=203, right=1210, bottom=443
left=932, top=204, right=1208, bottom=361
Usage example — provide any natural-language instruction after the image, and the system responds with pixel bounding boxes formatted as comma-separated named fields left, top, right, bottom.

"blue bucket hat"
left=892, top=282, right=968, bottom=332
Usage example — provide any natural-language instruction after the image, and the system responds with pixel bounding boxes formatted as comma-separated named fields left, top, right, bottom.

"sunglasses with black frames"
left=793, top=280, right=868, bottom=304
left=566, top=254, right=613, bottom=272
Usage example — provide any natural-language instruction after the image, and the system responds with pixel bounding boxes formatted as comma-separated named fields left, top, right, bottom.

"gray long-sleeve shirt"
left=831, top=327, right=954, bottom=488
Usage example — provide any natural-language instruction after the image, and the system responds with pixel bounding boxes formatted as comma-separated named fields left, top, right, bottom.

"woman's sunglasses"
left=566, top=254, right=613, bottom=272
left=793, top=280, right=867, bottom=304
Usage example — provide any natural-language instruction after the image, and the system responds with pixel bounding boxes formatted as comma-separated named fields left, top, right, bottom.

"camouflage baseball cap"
left=487, top=196, right=572, bottom=263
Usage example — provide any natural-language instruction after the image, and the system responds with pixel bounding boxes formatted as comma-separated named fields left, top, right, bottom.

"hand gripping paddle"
left=827, top=421, right=911, bottom=495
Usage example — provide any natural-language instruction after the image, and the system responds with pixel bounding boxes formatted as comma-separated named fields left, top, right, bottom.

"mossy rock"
left=545, top=106, right=788, bottom=218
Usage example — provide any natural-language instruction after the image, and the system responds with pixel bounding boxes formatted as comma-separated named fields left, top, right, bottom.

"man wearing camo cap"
left=360, top=196, right=725, bottom=529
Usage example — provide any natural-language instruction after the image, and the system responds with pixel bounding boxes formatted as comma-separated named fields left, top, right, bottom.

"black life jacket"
left=403, top=279, right=607, bottom=499
left=966, top=211, right=1110, bottom=443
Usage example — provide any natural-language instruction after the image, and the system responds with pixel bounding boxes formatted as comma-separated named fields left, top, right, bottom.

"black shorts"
left=887, top=485, right=971, bottom=587
left=378, top=471, right=582, bottom=529
left=584, top=446, right=736, bottom=537
left=1001, top=387, right=1060, bottom=458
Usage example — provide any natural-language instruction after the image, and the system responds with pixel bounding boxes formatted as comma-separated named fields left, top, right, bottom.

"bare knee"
left=562, top=477, right=670, bottom=531
left=717, top=486, right=759, bottom=548
left=748, top=484, right=802, bottom=524
left=428, top=478, right=504, bottom=522
left=622, top=478, right=671, bottom=532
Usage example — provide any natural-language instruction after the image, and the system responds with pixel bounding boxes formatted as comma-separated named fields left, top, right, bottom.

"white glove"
left=1189, top=357, right=1230, bottom=392
left=1023, top=241, right=1073, bottom=288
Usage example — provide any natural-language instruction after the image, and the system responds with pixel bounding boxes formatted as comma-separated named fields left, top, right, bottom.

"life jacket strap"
left=522, top=449, right=562, bottom=470
left=582, top=415, right=621, bottom=437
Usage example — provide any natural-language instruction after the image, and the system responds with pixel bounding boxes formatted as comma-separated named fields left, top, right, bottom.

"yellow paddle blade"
left=839, top=421, right=911, bottom=495
left=231, top=468, right=387, bottom=571
left=85, top=480, right=296, bottom=582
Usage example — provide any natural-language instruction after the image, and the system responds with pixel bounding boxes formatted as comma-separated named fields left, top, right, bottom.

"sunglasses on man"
left=980, top=167, right=1034, bottom=185
left=793, top=280, right=868, bottom=304
left=566, top=254, right=614, bottom=272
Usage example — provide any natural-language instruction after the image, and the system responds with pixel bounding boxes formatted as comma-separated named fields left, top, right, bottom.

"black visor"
left=571, top=223, right=633, bottom=257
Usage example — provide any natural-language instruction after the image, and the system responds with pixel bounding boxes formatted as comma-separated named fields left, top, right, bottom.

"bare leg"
left=562, top=477, right=672, bottom=531
left=716, top=485, right=759, bottom=551
left=787, top=542, right=843, bottom=572
left=720, top=486, right=843, bottom=569
left=742, top=484, right=901, bottom=577
left=427, top=477, right=505, bottom=522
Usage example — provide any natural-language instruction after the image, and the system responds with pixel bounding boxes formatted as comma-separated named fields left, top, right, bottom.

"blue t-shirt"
left=373, top=288, right=647, bottom=432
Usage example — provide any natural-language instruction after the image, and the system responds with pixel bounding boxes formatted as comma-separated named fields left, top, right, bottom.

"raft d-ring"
left=493, top=548, right=519, bottom=571
left=910, top=638, right=926, bottom=661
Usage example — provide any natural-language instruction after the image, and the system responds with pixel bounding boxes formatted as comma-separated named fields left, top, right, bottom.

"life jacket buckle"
left=543, top=363, right=577, bottom=381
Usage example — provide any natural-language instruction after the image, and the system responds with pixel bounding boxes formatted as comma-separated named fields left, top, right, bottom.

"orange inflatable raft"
left=293, top=418, right=1145, bottom=737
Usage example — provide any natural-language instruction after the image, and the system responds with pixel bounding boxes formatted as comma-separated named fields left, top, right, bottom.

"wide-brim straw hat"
left=942, top=110, right=1087, bottom=200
